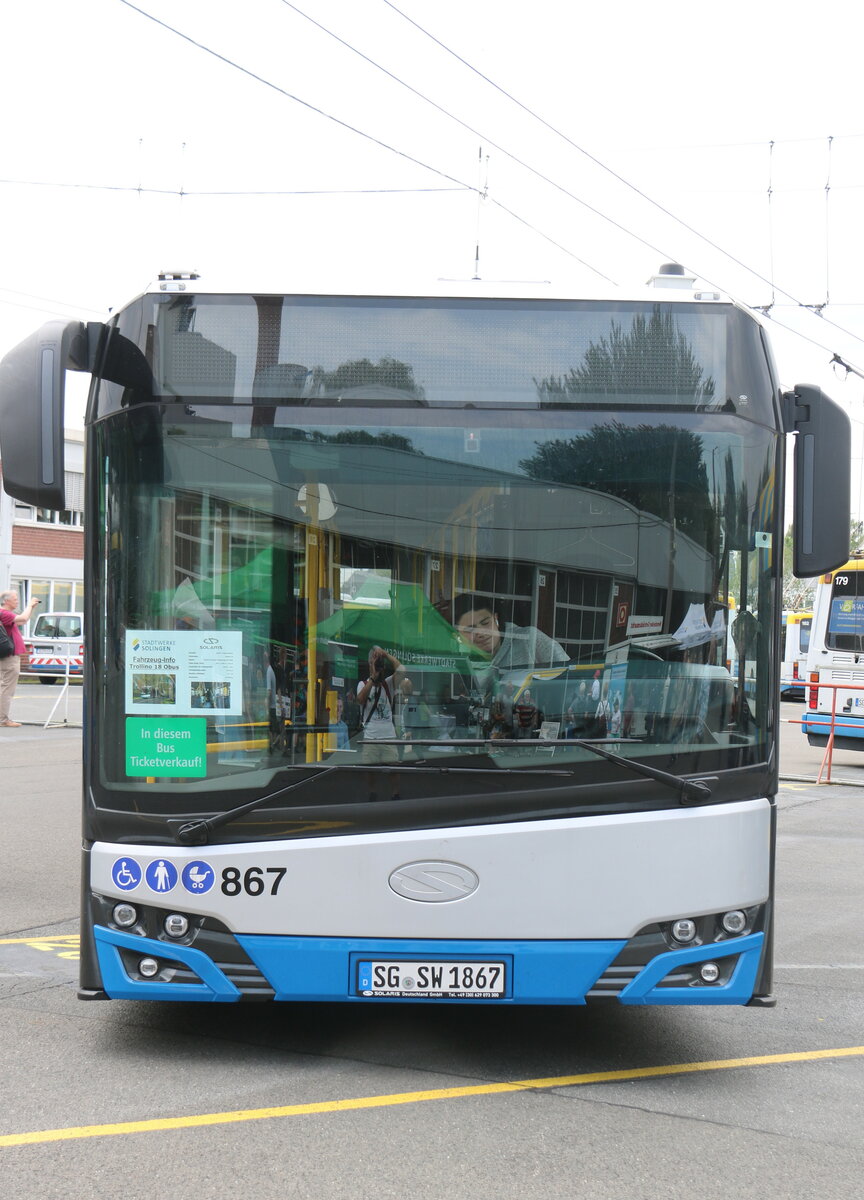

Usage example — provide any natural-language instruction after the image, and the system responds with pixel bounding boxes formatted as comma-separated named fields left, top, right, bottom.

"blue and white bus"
left=802, top=559, right=864, bottom=748
left=0, top=270, right=849, bottom=1008
left=780, top=610, right=812, bottom=699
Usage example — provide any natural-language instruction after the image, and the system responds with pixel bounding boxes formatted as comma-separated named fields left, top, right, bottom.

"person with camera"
left=356, top=645, right=405, bottom=799
left=1, top=590, right=41, bottom=728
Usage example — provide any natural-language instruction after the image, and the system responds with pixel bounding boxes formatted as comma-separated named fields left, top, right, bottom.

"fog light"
left=722, top=910, right=747, bottom=934
left=671, top=919, right=697, bottom=943
left=138, top=957, right=160, bottom=978
left=112, top=903, right=138, bottom=928
left=700, top=962, right=720, bottom=983
left=164, top=914, right=189, bottom=939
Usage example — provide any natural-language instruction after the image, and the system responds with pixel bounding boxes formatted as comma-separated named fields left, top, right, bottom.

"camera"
left=374, top=654, right=389, bottom=678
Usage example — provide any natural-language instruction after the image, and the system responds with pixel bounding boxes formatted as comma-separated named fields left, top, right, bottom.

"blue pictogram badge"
left=182, top=860, right=215, bottom=894
left=145, top=859, right=178, bottom=893
left=111, top=858, right=142, bottom=891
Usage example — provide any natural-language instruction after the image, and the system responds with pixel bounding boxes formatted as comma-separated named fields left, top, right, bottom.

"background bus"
left=0, top=272, right=849, bottom=1009
left=802, top=559, right=864, bottom=748
left=780, top=610, right=812, bottom=699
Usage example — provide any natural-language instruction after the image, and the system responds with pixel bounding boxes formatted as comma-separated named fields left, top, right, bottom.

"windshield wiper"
left=170, top=738, right=711, bottom=845
left=170, top=765, right=342, bottom=845
left=566, top=739, right=713, bottom=803
left=169, top=760, right=576, bottom=845
left=390, top=737, right=713, bottom=804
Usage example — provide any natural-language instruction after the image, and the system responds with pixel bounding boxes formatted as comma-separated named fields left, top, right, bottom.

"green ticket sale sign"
left=126, top=717, right=207, bottom=778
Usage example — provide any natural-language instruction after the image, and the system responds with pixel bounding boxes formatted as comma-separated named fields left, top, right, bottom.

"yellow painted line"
left=1, top=1046, right=862, bottom=1148
left=0, top=934, right=79, bottom=961
left=0, top=935, right=79, bottom=947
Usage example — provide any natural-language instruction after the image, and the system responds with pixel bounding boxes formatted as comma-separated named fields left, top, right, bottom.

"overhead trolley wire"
left=113, top=1, right=864, bottom=371
left=382, top=0, right=864, bottom=357
left=115, top=0, right=612, bottom=282
left=0, top=177, right=467, bottom=198
left=115, top=1, right=470, bottom=192
left=282, top=0, right=671, bottom=280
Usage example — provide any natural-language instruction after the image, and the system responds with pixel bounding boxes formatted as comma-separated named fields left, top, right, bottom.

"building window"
left=35, top=507, right=84, bottom=528
left=13, top=471, right=84, bottom=528
left=12, top=579, right=84, bottom=626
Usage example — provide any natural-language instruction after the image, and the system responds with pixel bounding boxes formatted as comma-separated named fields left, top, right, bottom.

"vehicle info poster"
left=125, top=630, right=243, bottom=716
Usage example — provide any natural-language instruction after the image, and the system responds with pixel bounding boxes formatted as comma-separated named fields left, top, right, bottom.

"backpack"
left=0, top=618, right=15, bottom=659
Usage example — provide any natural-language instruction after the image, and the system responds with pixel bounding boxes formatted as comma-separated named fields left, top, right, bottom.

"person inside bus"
left=451, top=593, right=568, bottom=696
left=357, top=645, right=405, bottom=799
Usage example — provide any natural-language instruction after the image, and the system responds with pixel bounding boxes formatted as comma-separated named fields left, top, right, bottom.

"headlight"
left=163, top=914, right=189, bottom=939
left=671, top=918, right=697, bottom=943
left=112, top=903, right=138, bottom=928
left=722, top=910, right=747, bottom=934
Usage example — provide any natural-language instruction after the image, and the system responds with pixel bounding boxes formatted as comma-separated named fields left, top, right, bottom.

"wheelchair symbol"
left=111, top=858, right=142, bottom=891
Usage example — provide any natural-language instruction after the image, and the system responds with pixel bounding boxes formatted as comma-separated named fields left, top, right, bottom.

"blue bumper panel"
left=618, top=933, right=765, bottom=1005
left=92, top=927, right=763, bottom=1005
left=94, top=926, right=241, bottom=1002
left=801, top=715, right=864, bottom=738
left=236, top=935, right=627, bottom=1004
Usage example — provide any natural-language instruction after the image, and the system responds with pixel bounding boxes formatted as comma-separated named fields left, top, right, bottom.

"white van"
left=25, top=612, right=84, bottom=684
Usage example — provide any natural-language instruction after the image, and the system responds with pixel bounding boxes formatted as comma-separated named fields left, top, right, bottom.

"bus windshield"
left=826, top=570, right=864, bottom=652
left=97, top=292, right=775, bottom=419
left=91, top=399, right=776, bottom=823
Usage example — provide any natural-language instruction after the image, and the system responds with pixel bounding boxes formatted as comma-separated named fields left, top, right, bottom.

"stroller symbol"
left=182, top=860, right=215, bottom=894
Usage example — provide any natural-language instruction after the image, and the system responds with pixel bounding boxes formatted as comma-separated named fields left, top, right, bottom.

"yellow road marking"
left=0, top=935, right=79, bottom=947
left=0, top=935, right=79, bottom=961
left=1, top=1046, right=862, bottom=1148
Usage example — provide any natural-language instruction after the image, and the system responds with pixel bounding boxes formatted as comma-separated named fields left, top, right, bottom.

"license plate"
left=357, top=959, right=506, bottom=998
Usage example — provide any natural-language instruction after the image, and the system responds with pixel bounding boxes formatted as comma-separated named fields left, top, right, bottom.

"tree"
left=534, top=307, right=715, bottom=403
left=519, top=422, right=714, bottom=542
left=311, top=356, right=425, bottom=401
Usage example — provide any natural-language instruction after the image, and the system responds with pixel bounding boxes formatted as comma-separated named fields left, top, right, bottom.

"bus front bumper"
left=91, top=925, right=766, bottom=1006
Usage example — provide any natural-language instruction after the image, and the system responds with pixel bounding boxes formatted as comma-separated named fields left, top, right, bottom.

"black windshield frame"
left=91, top=293, right=778, bottom=426
left=84, top=386, right=782, bottom=843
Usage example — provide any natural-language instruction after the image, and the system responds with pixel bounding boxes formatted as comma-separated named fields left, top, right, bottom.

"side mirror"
left=784, top=384, right=851, bottom=577
left=0, top=320, right=93, bottom=508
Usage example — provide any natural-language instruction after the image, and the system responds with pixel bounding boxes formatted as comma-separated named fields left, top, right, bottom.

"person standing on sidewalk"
left=0, top=590, right=40, bottom=727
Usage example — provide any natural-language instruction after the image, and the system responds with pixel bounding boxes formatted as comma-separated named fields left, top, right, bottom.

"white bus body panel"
left=806, top=568, right=864, bottom=724
left=92, top=800, right=771, bottom=940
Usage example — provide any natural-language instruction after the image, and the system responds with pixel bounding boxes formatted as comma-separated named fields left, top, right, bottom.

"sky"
left=2, top=0, right=864, bottom=515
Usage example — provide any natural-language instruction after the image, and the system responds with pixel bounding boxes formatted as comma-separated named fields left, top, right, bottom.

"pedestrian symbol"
left=111, top=858, right=142, bottom=891
left=145, top=859, right=178, bottom=893
left=182, top=860, right=215, bottom=894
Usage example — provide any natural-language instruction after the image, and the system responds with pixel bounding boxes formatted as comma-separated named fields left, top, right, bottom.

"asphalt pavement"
left=0, top=682, right=861, bottom=1199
